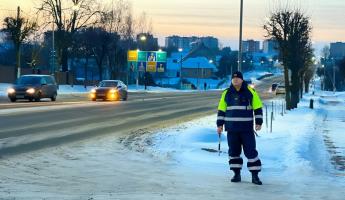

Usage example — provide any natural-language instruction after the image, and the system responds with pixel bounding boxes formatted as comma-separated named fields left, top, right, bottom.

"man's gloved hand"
left=217, top=126, right=223, bottom=135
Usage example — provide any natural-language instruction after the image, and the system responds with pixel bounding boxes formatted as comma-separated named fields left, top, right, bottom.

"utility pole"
left=197, top=62, right=200, bottom=90
left=333, top=59, right=336, bottom=93
left=238, top=0, right=243, bottom=72
left=16, top=6, right=21, bottom=78
left=52, top=20, right=55, bottom=74
left=178, top=48, right=183, bottom=89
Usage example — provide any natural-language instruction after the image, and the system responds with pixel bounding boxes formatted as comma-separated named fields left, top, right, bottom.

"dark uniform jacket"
left=217, top=83, right=263, bottom=132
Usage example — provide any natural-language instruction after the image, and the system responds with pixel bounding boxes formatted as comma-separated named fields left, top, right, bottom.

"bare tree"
left=2, top=7, right=38, bottom=78
left=264, top=8, right=313, bottom=109
left=100, top=0, right=136, bottom=80
left=37, top=0, right=101, bottom=72
left=136, top=12, right=153, bottom=34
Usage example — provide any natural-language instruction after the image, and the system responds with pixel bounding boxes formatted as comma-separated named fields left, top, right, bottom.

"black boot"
left=251, top=172, right=262, bottom=185
left=231, top=169, right=241, bottom=182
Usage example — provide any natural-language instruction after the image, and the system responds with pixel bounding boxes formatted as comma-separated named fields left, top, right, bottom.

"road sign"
left=127, top=50, right=166, bottom=73
left=157, top=52, right=167, bottom=62
left=128, top=50, right=138, bottom=61
left=147, top=62, right=157, bottom=72
left=138, top=62, right=146, bottom=72
left=138, top=51, right=147, bottom=62
left=128, top=61, right=137, bottom=72
left=157, top=62, right=166, bottom=72
left=147, top=52, right=156, bottom=62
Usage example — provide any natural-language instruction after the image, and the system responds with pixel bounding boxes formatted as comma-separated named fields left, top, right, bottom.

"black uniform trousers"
left=227, top=130, right=262, bottom=172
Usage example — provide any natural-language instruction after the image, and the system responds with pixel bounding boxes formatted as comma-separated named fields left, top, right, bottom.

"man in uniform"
left=217, top=71, right=263, bottom=185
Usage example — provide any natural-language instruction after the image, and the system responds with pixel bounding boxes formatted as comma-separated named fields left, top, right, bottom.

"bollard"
left=270, top=111, right=273, bottom=133
left=265, top=105, right=268, bottom=130
left=309, top=98, right=314, bottom=109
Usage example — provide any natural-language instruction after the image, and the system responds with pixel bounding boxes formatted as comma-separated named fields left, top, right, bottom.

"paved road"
left=0, top=75, right=283, bottom=156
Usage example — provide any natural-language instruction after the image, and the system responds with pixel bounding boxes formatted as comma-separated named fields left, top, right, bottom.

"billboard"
left=127, top=50, right=167, bottom=73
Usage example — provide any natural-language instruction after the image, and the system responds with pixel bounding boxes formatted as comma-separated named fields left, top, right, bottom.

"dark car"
left=90, top=80, right=128, bottom=101
left=7, top=75, right=58, bottom=102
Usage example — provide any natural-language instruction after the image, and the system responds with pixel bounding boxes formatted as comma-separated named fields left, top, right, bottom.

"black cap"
left=232, top=71, right=243, bottom=80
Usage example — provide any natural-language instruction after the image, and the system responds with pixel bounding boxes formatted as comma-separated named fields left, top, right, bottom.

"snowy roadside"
left=0, top=83, right=11, bottom=97
left=1, top=93, right=345, bottom=199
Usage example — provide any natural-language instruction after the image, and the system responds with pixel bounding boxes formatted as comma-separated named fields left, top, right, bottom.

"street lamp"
left=138, top=35, right=147, bottom=90
left=178, top=48, right=183, bottom=89
left=238, top=0, right=244, bottom=72
left=140, top=35, right=147, bottom=42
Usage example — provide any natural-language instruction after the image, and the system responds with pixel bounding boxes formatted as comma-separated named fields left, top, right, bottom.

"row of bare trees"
left=264, top=8, right=315, bottom=109
left=1, top=0, right=153, bottom=80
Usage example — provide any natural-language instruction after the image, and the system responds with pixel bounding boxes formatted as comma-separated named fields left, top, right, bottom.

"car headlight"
left=91, top=89, right=96, bottom=93
left=26, top=88, right=35, bottom=94
left=7, top=88, right=15, bottom=94
left=110, top=89, right=117, bottom=93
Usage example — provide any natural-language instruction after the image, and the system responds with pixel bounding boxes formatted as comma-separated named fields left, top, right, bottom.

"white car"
left=275, top=85, right=286, bottom=95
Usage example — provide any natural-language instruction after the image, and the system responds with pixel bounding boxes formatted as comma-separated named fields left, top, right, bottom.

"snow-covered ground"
left=1, top=79, right=345, bottom=199
left=0, top=83, right=11, bottom=97
left=1, top=92, right=344, bottom=199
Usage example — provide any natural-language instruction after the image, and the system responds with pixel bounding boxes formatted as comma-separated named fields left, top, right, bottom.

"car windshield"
left=99, top=81, right=118, bottom=87
left=16, top=76, right=41, bottom=85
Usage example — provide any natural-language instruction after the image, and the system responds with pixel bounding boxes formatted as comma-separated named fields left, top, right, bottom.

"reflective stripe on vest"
left=217, top=116, right=225, bottom=120
left=227, top=105, right=253, bottom=110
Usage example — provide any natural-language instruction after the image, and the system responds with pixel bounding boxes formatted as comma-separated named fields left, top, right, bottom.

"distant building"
left=199, top=36, right=219, bottom=50
left=330, top=42, right=345, bottom=59
left=263, top=39, right=279, bottom=55
left=165, top=36, right=219, bottom=51
left=155, top=42, right=218, bottom=89
left=242, top=39, right=260, bottom=53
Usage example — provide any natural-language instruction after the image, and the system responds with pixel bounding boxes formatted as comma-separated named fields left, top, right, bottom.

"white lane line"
left=0, top=102, right=114, bottom=116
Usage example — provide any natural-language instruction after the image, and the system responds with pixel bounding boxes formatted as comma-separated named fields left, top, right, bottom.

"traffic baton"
left=218, top=133, right=221, bottom=156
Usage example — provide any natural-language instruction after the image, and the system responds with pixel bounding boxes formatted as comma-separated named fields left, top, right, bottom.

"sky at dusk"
left=0, top=0, right=344, bottom=52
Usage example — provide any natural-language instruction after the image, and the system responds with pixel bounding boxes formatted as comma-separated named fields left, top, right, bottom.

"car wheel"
left=29, top=98, right=34, bottom=102
left=10, top=98, right=16, bottom=102
left=51, top=93, right=57, bottom=101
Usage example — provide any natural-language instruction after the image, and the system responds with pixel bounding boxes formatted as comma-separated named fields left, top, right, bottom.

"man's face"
left=232, top=77, right=243, bottom=87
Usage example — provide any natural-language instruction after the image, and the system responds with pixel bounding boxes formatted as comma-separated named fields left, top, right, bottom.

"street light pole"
left=178, top=48, right=183, bottom=90
left=52, top=19, right=55, bottom=75
left=238, top=0, right=244, bottom=72
left=333, top=59, right=336, bottom=93
left=139, top=35, right=147, bottom=90
left=197, top=62, right=200, bottom=90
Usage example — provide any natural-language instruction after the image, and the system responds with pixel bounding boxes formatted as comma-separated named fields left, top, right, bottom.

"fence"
left=263, top=99, right=287, bottom=133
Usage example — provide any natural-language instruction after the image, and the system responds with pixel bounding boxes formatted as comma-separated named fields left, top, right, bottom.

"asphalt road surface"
left=0, top=75, right=283, bottom=157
